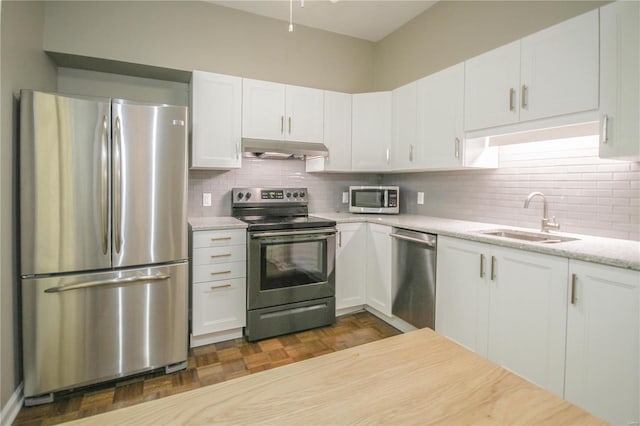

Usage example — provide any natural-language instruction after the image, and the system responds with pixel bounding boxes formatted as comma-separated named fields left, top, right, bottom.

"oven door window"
left=261, top=239, right=327, bottom=290
left=352, top=190, right=384, bottom=208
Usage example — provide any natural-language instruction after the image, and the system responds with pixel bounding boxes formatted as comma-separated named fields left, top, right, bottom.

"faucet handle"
left=542, top=216, right=561, bottom=232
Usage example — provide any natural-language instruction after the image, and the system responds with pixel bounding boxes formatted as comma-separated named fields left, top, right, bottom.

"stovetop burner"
left=231, top=187, right=336, bottom=231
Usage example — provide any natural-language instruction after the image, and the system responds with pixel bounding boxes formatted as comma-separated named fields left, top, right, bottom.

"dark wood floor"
left=14, top=311, right=400, bottom=426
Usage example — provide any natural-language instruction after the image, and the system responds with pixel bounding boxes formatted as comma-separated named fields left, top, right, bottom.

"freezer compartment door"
left=112, top=100, right=188, bottom=268
left=22, top=262, right=188, bottom=397
left=20, top=90, right=112, bottom=276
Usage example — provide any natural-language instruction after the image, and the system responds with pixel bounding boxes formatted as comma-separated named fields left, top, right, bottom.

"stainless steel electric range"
left=232, top=187, right=337, bottom=342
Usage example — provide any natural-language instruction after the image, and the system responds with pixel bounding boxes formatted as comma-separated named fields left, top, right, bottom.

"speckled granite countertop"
left=314, top=213, right=640, bottom=271
left=188, top=216, right=247, bottom=231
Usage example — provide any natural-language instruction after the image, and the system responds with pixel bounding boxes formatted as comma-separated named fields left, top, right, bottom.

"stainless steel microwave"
left=349, top=186, right=399, bottom=214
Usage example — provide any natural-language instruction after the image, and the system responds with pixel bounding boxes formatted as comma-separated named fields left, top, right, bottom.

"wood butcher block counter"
left=67, top=329, right=603, bottom=425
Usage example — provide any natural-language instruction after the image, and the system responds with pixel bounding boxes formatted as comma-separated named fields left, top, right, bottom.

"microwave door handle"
left=383, top=190, right=388, bottom=207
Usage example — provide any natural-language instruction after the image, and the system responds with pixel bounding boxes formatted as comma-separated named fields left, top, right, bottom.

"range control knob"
left=286, top=192, right=292, bottom=198
left=237, top=192, right=244, bottom=200
left=299, top=192, right=306, bottom=198
left=293, top=192, right=299, bottom=198
left=245, top=192, right=252, bottom=200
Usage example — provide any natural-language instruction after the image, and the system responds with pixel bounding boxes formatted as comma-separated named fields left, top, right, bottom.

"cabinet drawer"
left=193, top=261, right=246, bottom=283
left=192, top=278, right=246, bottom=336
left=193, top=245, right=246, bottom=265
left=193, top=229, right=246, bottom=248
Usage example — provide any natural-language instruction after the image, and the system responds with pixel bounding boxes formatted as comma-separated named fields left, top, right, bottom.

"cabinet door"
left=435, top=236, right=490, bottom=354
left=285, top=85, right=324, bottom=143
left=391, top=81, right=417, bottom=170
left=464, top=41, right=521, bottom=131
left=322, top=91, right=352, bottom=171
left=599, top=1, right=640, bottom=161
left=335, top=223, right=366, bottom=309
left=352, top=92, right=392, bottom=171
left=520, top=9, right=598, bottom=122
left=365, top=223, right=392, bottom=316
left=191, top=71, right=242, bottom=169
left=488, top=247, right=568, bottom=397
left=192, top=278, right=246, bottom=336
left=565, top=260, right=639, bottom=426
left=417, top=63, right=464, bottom=169
left=242, top=78, right=285, bottom=141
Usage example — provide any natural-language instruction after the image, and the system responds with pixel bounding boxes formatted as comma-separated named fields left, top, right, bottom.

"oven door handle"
left=250, top=228, right=336, bottom=239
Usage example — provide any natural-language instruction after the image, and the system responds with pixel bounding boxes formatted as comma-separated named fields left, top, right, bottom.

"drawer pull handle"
left=480, top=254, right=485, bottom=278
left=210, top=283, right=232, bottom=290
left=211, top=237, right=232, bottom=241
left=211, top=253, right=232, bottom=258
left=210, top=270, right=232, bottom=276
left=570, top=274, right=577, bottom=305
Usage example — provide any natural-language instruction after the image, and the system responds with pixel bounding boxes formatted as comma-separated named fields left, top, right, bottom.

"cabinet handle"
left=210, top=283, right=232, bottom=290
left=210, top=270, right=232, bottom=276
left=236, top=140, right=241, bottom=160
left=570, top=274, right=577, bottom=305
left=454, top=137, right=460, bottom=159
left=288, top=116, right=292, bottom=134
left=386, top=148, right=390, bottom=165
left=211, top=237, right=232, bottom=241
left=521, top=85, right=528, bottom=109
left=490, top=256, right=496, bottom=281
left=509, top=88, right=515, bottom=112
left=281, top=116, right=284, bottom=134
left=480, top=254, right=485, bottom=278
left=210, top=253, right=232, bottom=258
left=601, top=114, right=609, bottom=144
left=409, top=144, right=414, bottom=162
left=338, top=230, right=342, bottom=247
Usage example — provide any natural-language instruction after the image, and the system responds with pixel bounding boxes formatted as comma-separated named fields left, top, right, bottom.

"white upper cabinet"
left=564, top=260, right=640, bottom=426
left=391, top=81, right=418, bottom=170
left=464, top=9, right=599, bottom=132
left=352, top=91, right=392, bottom=171
left=519, top=9, right=599, bottom=122
left=417, top=63, right=465, bottom=169
left=242, top=78, right=323, bottom=143
left=465, top=41, right=521, bottom=131
left=599, top=1, right=640, bottom=161
left=191, top=71, right=242, bottom=169
left=306, top=91, right=352, bottom=172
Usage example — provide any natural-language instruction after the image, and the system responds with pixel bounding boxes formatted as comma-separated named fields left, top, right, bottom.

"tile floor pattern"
left=14, top=311, right=400, bottom=425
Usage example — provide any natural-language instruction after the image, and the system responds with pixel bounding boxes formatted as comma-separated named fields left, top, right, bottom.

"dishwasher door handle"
left=390, top=233, right=436, bottom=248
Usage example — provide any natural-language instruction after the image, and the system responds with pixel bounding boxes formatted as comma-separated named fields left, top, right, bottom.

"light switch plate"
left=202, top=192, right=212, bottom=207
left=417, top=192, right=424, bottom=205
left=342, top=192, right=349, bottom=203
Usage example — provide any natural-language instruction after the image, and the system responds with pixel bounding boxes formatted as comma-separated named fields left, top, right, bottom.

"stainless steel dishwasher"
left=391, top=228, right=437, bottom=329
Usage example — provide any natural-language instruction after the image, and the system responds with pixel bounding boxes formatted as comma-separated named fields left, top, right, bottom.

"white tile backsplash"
left=188, top=135, right=639, bottom=241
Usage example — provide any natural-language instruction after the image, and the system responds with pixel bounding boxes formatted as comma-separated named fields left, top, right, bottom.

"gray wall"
left=372, top=0, right=608, bottom=90
left=1, top=0, right=57, bottom=410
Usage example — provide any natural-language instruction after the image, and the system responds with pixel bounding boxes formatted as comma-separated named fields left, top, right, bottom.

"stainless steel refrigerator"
left=19, top=90, right=189, bottom=404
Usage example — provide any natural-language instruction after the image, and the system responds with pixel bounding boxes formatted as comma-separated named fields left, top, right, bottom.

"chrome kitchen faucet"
left=524, top=191, right=560, bottom=233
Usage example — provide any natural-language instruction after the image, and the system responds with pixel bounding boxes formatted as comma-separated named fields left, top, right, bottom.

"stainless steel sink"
left=478, top=229, right=579, bottom=243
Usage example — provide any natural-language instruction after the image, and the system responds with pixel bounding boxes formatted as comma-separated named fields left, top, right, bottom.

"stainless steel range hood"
left=242, top=138, right=329, bottom=159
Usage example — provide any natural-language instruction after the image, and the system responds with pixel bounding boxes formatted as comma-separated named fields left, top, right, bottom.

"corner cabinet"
left=242, top=78, right=324, bottom=143
left=306, top=91, right=352, bottom=172
left=190, top=71, right=242, bottom=169
left=436, top=236, right=568, bottom=396
left=564, top=260, right=640, bottom=425
left=351, top=92, right=392, bottom=171
left=335, top=223, right=367, bottom=311
left=365, top=223, right=393, bottom=316
left=599, top=1, right=640, bottom=161
left=190, top=228, right=247, bottom=347
left=464, top=9, right=598, bottom=131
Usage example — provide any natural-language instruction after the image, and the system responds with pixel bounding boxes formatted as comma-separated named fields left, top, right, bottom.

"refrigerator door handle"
left=101, top=115, right=109, bottom=255
left=114, top=116, right=123, bottom=254
left=44, top=274, right=170, bottom=293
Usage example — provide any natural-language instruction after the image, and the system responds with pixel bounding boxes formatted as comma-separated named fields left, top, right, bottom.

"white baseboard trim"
left=190, top=328, right=244, bottom=348
left=364, top=306, right=417, bottom=334
left=0, top=382, right=23, bottom=426
left=336, top=305, right=365, bottom=317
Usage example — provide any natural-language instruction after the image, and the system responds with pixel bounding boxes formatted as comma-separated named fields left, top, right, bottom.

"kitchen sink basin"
left=478, top=229, right=579, bottom=243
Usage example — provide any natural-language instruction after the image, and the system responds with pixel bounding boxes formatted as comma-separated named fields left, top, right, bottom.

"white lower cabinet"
left=191, top=228, right=246, bottom=346
left=436, top=236, right=568, bottom=396
left=564, top=260, right=640, bottom=425
left=335, top=223, right=367, bottom=311
left=365, top=223, right=393, bottom=316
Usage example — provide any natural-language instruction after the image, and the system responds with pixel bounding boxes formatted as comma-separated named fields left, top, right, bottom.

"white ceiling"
left=208, top=0, right=438, bottom=42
